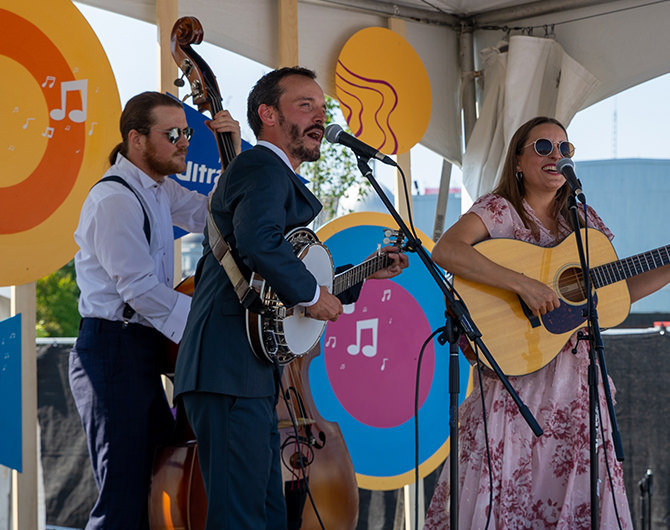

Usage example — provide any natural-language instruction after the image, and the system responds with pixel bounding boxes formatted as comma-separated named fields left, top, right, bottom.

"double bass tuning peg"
left=174, top=76, right=185, bottom=87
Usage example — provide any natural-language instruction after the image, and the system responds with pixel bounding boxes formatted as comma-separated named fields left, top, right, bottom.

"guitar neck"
left=333, top=252, right=392, bottom=295
left=592, top=244, right=670, bottom=288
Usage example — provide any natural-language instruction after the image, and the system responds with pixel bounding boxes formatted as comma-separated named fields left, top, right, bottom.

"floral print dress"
left=424, top=194, right=632, bottom=529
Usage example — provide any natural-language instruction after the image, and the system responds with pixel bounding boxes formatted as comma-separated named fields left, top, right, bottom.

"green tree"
left=301, top=95, right=371, bottom=227
left=36, top=260, right=80, bottom=337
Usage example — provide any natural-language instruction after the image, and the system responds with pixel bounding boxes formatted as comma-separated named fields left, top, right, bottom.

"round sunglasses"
left=154, top=126, right=194, bottom=144
left=523, top=138, right=575, bottom=158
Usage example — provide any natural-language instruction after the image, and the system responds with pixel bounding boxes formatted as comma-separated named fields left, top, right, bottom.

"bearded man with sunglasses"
left=69, top=91, right=241, bottom=530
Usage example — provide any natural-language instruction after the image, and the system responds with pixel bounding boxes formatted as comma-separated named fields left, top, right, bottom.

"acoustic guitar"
left=453, top=228, right=670, bottom=376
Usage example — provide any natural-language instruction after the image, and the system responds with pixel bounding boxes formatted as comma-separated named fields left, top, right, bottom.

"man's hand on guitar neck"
left=306, top=285, right=343, bottom=322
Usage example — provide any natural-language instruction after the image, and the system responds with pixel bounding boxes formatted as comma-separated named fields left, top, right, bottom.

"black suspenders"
left=94, top=176, right=151, bottom=322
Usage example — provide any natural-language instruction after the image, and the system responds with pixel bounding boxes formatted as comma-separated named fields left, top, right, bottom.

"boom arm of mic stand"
left=355, top=156, right=543, bottom=437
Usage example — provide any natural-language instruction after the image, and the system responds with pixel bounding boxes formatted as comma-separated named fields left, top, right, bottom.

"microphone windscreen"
left=556, top=157, right=575, bottom=173
left=325, top=123, right=343, bottom=144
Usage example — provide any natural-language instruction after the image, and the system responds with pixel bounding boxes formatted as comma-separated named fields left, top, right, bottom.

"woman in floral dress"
left=425, top=116, right=670, bottom=529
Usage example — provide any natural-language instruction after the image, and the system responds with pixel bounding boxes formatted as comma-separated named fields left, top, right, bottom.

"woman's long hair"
left=492, top=116, right=580, bottom=238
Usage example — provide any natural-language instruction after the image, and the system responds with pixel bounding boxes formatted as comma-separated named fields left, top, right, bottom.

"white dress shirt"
left=74, top=154, right=208, bottom=342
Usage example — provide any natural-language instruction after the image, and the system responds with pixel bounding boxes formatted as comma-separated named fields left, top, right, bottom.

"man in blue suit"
left=174, top=66, right=407, bottom=529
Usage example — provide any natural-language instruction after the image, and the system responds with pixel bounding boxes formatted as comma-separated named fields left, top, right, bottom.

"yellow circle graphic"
left=0, top=0, right=120, bottom=285
left=335, top=27, right=432, bottom=155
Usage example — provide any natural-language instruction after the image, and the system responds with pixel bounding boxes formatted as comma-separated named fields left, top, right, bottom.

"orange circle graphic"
left=335, top=27, right=432, bottom=155
left=0, top=1, right=120, bottom=286
left=0, top=9, right=84, bottom=233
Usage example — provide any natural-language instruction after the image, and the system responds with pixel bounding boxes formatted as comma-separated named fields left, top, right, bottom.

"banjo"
left=245, top=227, right=404, bottom=365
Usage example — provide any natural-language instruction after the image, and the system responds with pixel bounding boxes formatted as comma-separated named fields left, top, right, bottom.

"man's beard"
left=145, top=141, right=187, bottom=177
left=279, top=113, right=322, bottom=163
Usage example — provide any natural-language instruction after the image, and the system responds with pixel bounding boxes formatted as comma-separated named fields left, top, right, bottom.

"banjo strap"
left=206, top=197, right=265, bottom=314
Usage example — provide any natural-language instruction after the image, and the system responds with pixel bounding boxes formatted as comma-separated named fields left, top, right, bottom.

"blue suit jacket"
left=174, top=146, right=322, bottom=399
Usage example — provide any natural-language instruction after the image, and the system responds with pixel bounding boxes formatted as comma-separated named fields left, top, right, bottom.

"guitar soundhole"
left=558, top=266, right=588, bottom=303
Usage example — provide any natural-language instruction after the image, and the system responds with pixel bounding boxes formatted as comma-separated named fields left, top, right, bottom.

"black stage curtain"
left=38, top=332, right=670, bottom=529
left=37, top=343, right=95, bottom=528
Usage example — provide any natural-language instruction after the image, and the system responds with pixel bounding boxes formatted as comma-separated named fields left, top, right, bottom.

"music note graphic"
left=41, top=75, right=56, bottom=88
left=343, top=303, right=356, bottom=315
left=381, top=289, right=392, bottom=302
left=22, top=117, right=35, bottom=129
left=88, top=122, right=97, bottom=136
left=42, top=127, right=54, bottom=138
left=8, top=145, right=15, bottom=151
left=325, top=336, right=337, bottom=348
left=381, top=358, right=389, bottom=371
left=49, top=79, right=88, bottom=123
left=347, top=318, right=378, bottom=358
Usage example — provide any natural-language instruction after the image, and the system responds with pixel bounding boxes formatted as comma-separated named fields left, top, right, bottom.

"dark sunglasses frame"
left=523, top=138, right=575, bottom=158
left=155, top=126, right=194, bottom=144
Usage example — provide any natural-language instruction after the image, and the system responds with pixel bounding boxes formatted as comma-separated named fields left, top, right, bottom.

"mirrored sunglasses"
left=523, top=138, right=575, bottom=158
left=156, top=126, right=194, bottom=144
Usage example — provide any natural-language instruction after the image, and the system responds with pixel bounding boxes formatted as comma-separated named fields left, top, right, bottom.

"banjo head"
left=283, top=239, right=333, bottom=357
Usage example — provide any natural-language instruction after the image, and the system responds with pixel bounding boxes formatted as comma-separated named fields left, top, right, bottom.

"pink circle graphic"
left=323, top=280, right=435, bottom=428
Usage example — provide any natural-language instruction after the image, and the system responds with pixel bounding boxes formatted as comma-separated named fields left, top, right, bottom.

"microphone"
left=325, top=124, right=397, bottom=166
left=556, top=157, right=585, bottom=203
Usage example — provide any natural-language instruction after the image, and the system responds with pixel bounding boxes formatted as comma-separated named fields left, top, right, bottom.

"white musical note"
left=49, top=79, right=88, bottom=123
left=325, top=336, right=336, bottom=348
left=381, top=358, right=389, bottom=371
left=347, top=318, right=378, bottom=358
left=339, top=363, right=346, bottom=370
left=381, top=289, right=392, bottom=302
left=8, top=145, right=15, bottom=151
left=22, top=117, right=35, bottom=129
left=12, top=107, right=19, bottom=113
left=41, top=75, right=56, bottom=88
left=88, top=122, right=97, bottom=136
left=42, top=127, right=54, bottom=138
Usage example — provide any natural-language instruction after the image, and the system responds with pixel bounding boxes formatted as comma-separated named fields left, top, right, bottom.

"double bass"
left=148, top=16, right=358, bottom=529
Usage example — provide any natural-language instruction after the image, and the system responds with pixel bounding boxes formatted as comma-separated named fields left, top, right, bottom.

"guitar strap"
left=205, top=195, right=265, bottom=314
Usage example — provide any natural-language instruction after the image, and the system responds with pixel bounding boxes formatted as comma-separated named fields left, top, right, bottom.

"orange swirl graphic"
left=336, top=60, right=399, bottom=154
left=334, top=27, right=431, bottom=155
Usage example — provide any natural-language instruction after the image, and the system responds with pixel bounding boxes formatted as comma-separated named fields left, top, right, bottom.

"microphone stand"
left=565, top=192, right=624, bottom=530
left=354, top=155, right=543, bottom=528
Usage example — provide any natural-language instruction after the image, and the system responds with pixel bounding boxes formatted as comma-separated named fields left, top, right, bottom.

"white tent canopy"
left=78, top=0, right=670, bottom=174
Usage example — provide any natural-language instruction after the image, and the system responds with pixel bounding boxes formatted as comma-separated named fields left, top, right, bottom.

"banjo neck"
left=332, top=251, right=392, bottom=295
